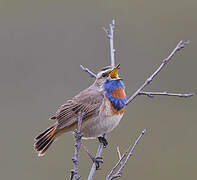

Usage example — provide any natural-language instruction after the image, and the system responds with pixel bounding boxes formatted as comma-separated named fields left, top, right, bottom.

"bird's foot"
left=92, top=157, right=104, bottom=170
left=98, top=136, right=108, bottom=148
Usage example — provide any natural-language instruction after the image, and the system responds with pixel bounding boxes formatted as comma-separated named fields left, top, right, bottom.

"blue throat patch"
left=104, top=78, right=127, bottom=111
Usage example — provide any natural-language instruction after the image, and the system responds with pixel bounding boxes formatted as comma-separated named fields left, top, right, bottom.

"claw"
left=98, top=136, right=108, bottom=148
left=92, top=157, right=104, bottom=170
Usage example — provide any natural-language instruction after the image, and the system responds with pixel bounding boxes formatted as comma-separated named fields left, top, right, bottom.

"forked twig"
left=126, top=40, right=191, bottom=105
left=80, top=65, right=96, bottom=78
left=106, top=129, right=147, bottom=180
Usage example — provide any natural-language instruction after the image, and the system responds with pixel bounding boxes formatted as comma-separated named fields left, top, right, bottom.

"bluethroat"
left=34, top=64, right=127, bottom=156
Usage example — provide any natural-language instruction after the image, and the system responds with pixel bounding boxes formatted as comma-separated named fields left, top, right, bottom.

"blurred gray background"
left=0, top=0, right=196, bottom=179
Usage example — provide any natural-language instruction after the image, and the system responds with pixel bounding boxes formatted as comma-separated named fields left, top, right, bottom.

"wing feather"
left=51, top=87, right=104, bottom=129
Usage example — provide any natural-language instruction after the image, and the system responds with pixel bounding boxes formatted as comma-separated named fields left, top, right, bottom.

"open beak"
left=109, top=64, right=122, bottom=80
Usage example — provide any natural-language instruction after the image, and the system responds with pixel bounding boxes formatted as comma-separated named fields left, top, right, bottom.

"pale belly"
left=81, top=113, right=124, bottom=138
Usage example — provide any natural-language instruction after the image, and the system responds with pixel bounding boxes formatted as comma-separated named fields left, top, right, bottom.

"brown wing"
left=51, top=87, right=104, bottom=129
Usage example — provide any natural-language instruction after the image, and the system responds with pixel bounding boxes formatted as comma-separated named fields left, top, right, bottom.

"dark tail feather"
left=35, top=126, right=54, bottom=140
left=34, top=125, right=57, bottom=156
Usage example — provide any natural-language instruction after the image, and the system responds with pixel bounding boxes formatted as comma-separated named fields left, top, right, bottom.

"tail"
left=34, top=125, right=57, bottom=156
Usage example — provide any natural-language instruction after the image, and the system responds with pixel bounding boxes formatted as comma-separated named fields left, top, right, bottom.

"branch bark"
left=70, top=112, right=83, bottom=180
left=139, top=91, right=194, bottom=98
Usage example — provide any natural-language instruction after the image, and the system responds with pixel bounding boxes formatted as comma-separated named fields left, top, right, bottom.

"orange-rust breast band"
left=110, top=88, right=126, bottom=100
left=110, top=102, right=125, bottom=115
left=106, top=98, right=125, bottom=115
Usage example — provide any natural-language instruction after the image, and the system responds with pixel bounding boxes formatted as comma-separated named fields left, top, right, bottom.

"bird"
left=34, top=64, right=127, bottom=156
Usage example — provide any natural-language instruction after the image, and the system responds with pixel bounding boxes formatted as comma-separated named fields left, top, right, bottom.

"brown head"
left=93, top=64, right=121, bottom=88
left=93, top=66, right=114, bottom=87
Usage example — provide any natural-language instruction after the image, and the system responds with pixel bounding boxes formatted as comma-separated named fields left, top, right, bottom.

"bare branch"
left=80, top=64, right=96, bottom=78
left=87, top=134, right=107, bottom=180
left=106, top=129, right=147, bottom=180
left=126, top=40, right=190, bottom=105
left=70, top=112, right=83, bottom=180
left=139, top=91, right=194, bottom=98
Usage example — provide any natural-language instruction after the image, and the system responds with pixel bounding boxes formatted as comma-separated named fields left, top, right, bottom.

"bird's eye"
left=102, top=72, right=108, bottom=77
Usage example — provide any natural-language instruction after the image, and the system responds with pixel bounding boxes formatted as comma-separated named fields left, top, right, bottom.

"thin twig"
left=116, top=147, right=123, bottom=166
left=139, top=91, right=194, bottom=98
left=109, top=19, right=115, bottom=68
left=106, top=129, right=147, bottom=180
left=106, top=148, right=128, bottom=179
left=126, top=40, right=190, bottom=105
left=103, top=19, right=115, bottom=67
left=87, top=134, right=107, bottom=180
left=81, top=143, right=94, bottom=161
left=80, top=65, right=96, bottom=78
left=70, top=112, right=83, bottom=180
left=102, top=20, right=116, bottom=68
